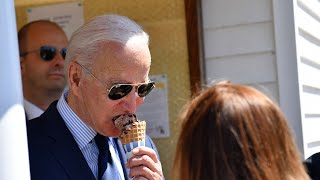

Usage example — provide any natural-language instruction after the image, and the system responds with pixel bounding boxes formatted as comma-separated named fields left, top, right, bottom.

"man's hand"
left=126, top=146, right=163, bottom=180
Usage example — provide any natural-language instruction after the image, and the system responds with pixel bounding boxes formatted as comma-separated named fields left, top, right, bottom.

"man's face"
left=20, top=23, right=68, bottom=96
left=74, top=42, right=152, bottom=137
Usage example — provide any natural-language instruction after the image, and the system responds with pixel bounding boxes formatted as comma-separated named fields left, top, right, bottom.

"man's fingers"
left=132, top=175, right=148, bottom=180
left=132, top=146, right=159, bottom=163
left=128, top=154, right=162, bottom=174
left=129, top=165, right=161, bottom=180
left=126, top=146, right=163, bottom=180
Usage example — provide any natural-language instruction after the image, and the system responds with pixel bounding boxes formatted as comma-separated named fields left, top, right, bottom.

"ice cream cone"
left=120, top=121, right=146, bottom=160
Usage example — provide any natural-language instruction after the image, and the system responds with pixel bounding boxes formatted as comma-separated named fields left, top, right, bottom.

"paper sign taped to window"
left=27, top=2, right=84, bottom=39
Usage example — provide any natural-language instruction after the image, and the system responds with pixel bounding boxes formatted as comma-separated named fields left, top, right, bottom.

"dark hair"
left=173, top=81, right=309, bottom=180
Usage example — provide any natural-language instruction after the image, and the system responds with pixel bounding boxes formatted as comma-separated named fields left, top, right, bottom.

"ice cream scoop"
left=114, top=114, right=140, bottom=138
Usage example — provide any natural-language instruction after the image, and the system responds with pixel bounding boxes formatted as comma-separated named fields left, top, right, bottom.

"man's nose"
left=121, top=90, right=139, bottom=112
left=52, top=51, right=64, bottom=67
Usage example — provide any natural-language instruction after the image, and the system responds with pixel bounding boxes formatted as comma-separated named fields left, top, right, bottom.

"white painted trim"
left=272, top=0, right=305, bottom=157
left=0, top=1, right=31, bottom=179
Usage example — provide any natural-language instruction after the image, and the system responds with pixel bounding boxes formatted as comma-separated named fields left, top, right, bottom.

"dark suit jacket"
left=305, top=153, right=320, bottom=180
left=27, top=101, right=160, bottom=180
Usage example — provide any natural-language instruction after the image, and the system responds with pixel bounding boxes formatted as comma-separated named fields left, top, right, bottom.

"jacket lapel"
left=42, top=102, right=96, bottom=180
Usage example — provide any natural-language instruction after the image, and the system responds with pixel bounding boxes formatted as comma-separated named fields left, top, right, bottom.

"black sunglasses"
left=20, top=45, right=67, bottom=61
left=107, top=82, right=155, bottom=100
left=78, top=62, right=155, bottom=100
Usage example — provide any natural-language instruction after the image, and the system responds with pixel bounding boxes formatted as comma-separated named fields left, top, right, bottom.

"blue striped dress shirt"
left=57, top=91, right=124, bottom=180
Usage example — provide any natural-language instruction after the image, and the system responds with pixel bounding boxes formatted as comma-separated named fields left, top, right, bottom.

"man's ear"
left=68, top=61, right=82, bottom=96
left=20, top=56, right=26, bottom=75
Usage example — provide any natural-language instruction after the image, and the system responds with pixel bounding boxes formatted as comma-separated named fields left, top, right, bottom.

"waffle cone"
left=120, top=121, right=146, bottom=145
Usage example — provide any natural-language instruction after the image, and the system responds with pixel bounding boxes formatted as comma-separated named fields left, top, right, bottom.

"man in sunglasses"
left=18, top=20, right=68, bottom=120
left=26, top=14, right=164, bottom=180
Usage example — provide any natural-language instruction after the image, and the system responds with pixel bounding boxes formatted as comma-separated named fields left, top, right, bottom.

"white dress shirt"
left=57, top=91, right=125, bottom=180
left=23, top=98, right=44, bottom=120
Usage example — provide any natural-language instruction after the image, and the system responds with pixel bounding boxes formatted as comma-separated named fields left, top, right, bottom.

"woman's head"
left=173, top=81, right=309, bottom=180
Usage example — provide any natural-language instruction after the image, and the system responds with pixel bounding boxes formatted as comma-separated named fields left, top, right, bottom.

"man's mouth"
left=49, top=73, right=64, bottom=77
left=49, top=69, right=64, bottom=76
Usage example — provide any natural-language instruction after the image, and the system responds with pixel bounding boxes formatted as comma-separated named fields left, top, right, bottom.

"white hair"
left=64, top=14, right=149, bottom=73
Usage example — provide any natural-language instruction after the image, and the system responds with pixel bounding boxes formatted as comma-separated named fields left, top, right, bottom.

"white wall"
left=0, top=0, right=30, bottom=179
left=201, top=0, right=320, bottom=158
left=201, top=0, right=279, bottom=100
left=294, top=0, right=320, bottom=159
left=272, top=0, right=304, bottom=156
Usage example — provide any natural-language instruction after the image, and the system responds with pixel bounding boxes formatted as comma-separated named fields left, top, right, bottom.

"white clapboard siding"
left=303, top=117, right=320, bottom=143
left=296, top=4, right=320, bottom=41
left=297, top=0, right=320, bottom=21
left=204, top=22, right=274, bottom=59
left=249, top=82, right=279, bottom=103
left=295, top=0, right=320, bottom=158
left=300, top=90, right=320, bottom=115
left=298, top=34, right=320, bottom=64
left=205, top=52, right=277, bottom=84
left=201, top=0, right=278, bottom=107
left=202, top=0, right=272, bottom=29
left=302, top=116, right=320, bottom=158
left=299, top=62, right=320, bottom=89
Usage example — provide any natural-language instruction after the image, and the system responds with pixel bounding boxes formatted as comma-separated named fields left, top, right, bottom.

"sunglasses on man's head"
left=77, top=62, right=155, bottom=100
left=20, top=46, right=67, bottom=61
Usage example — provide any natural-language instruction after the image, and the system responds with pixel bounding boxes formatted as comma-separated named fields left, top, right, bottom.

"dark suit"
left=305, top=153, right=320, bottom=180
left=27, top=101, right=160, bottom=180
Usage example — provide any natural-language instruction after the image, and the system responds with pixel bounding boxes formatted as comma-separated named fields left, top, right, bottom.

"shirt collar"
left=57, top=91, right=96, bottom=149
left=23, top=98, right=44, bottom=120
